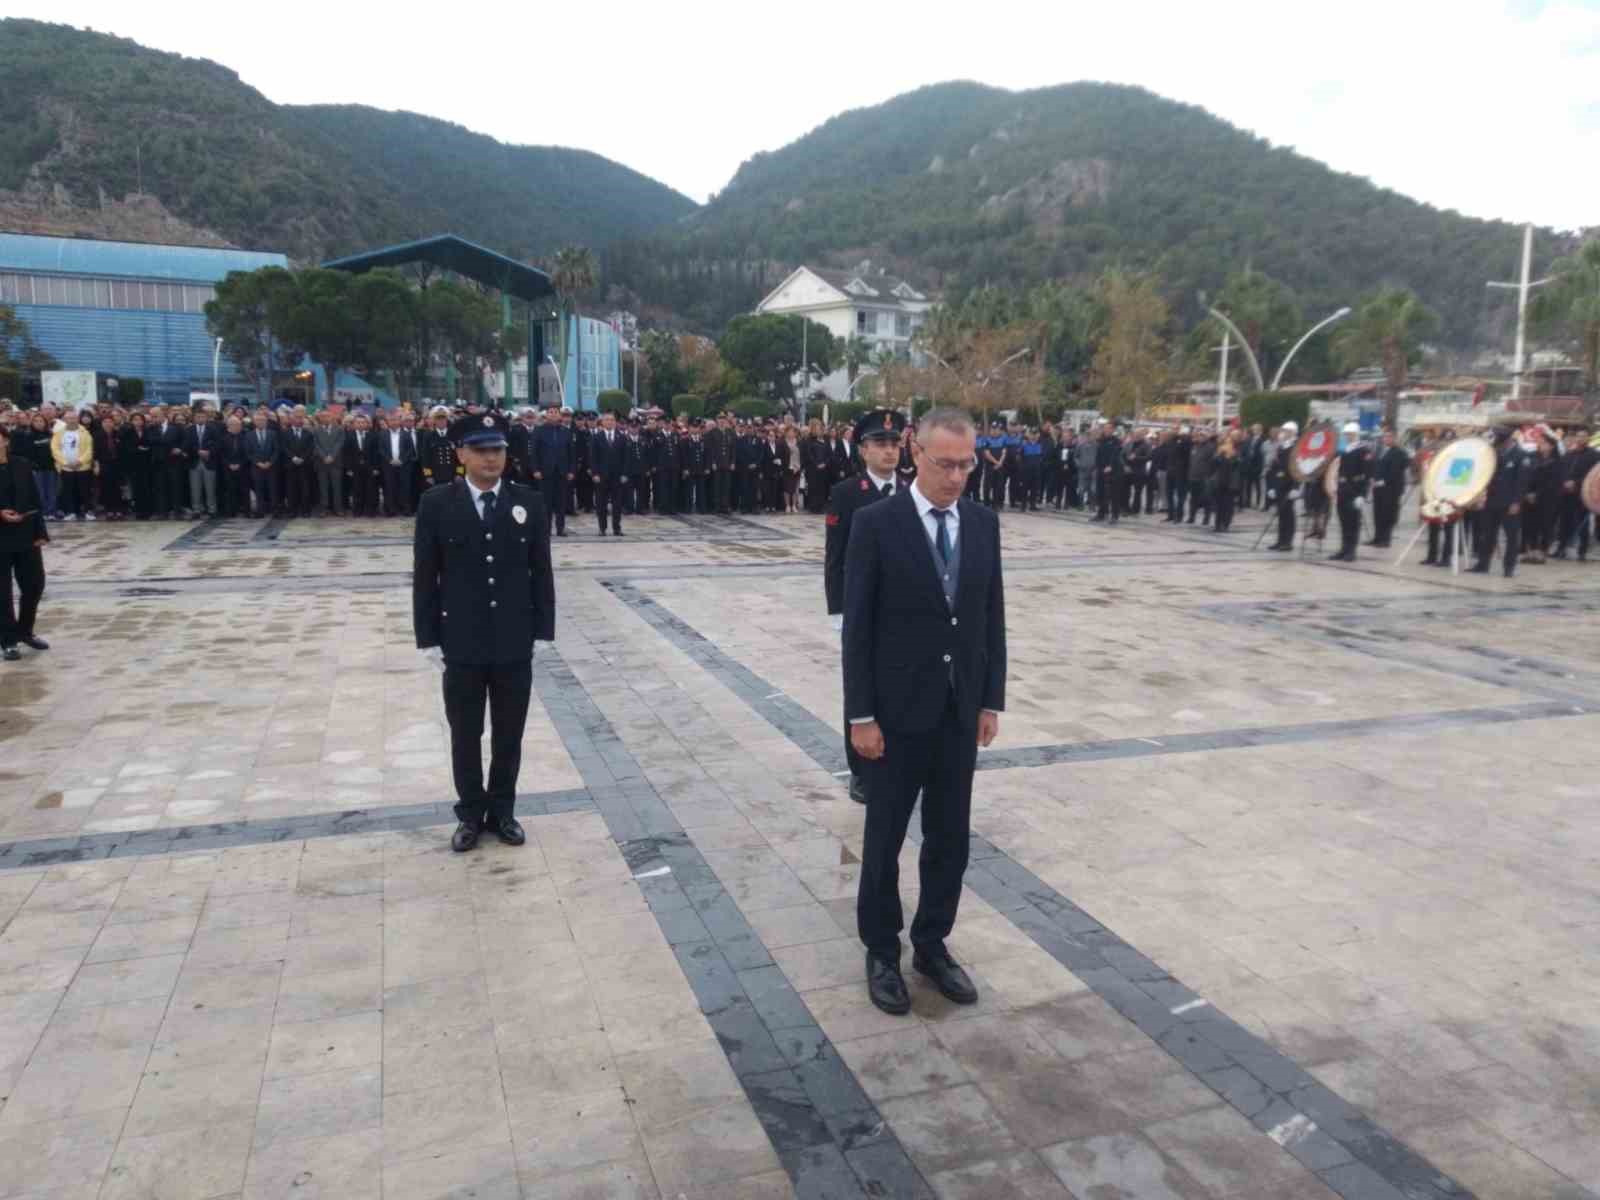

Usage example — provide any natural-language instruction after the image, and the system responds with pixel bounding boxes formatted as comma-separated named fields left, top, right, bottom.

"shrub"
left=1240, top=392, right=1309, bottom=430
left=728, top=395, right=778, bottom=419
left=596, top=388, right=631, bottom=416
left=670, top=393, right=707, bottom=421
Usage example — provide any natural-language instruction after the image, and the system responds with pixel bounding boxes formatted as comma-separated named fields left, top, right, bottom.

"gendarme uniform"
left=824, top=408, right=907, bottom=804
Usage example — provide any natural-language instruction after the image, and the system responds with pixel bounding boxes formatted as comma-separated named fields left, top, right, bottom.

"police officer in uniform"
left=1264, top=421, right=1297, bottom=551
left=1470, top=426, right=1532, bottom=577
left=414, top=417, right=556, bottom=852
left=824, top=409, right=906, bottom=804
left=420, top=406, right=459, bottom=491
left=1329, top=422, right=1372, bottom=561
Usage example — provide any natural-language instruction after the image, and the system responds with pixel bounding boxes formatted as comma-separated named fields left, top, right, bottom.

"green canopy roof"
left=322, top=234, right=556, bottom=306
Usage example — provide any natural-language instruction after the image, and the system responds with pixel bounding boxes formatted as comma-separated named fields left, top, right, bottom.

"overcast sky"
left=22, top=0, right=1600, bottom=241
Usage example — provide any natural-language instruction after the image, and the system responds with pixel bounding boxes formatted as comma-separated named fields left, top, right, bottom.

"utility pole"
left=1487, top=223, right=1554, bottom=404
left=1214, top=331, right=1230, bottom=431
left=800, top=315, right=808, bottom=420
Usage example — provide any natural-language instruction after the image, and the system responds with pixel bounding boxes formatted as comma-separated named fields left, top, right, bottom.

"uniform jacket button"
left=942, top=653, right=952, bottom=663
left=489, top=600, right=497, bottom=608
left=486, top=555, right=494, bottom=562
left=487, top=578, right=495, bottom=585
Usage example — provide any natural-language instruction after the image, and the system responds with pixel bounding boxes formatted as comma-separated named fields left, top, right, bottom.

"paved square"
left=2, top=503, right=1597, bottom=1199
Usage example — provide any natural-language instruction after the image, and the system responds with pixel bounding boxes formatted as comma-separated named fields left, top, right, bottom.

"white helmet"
left=1342, top=421, right=1360, bottom=435
left=1281, top=421, right=1299, bottom=435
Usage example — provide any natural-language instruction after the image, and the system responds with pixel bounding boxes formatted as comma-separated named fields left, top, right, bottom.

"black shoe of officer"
left=21, top=636, right=47, bottom=651
left=450, top=822, right=480, bottom=853
left=848, top=775, right=867, bottom=805
left=489, top=816, right=525, bottom=846
left=866, top=953, right=911, bottom=1015
left=913, top=945, right=979, bottom=1005
left=1423, top=555, right=1437, bottom=565
left=1468, top=563, right=1490, bottom=574
left=1, top=646, right=19, bottom=662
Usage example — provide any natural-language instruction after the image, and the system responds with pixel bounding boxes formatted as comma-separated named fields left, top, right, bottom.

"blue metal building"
left=0, top=232, right=290, bottom=405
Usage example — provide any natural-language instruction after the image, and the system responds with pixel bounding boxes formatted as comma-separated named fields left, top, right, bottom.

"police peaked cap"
left=461, top=415, right=508, bottom=448
left=854, top=409, right=907, bottom=443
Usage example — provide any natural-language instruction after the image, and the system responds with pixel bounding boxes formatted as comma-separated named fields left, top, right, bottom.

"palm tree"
left=1530, top=239, right=1600, bottom=402
left=1333, top=288, right=1438, bottom=428
left=548, top=246, right=597, bottom=389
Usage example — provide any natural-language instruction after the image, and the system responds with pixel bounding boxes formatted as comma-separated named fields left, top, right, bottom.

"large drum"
left=1421, top=436, right=1495, bottom=510
left=1289, top=425, right=1337, bottom=483
left=1583, top=463, right=1600, bottom=515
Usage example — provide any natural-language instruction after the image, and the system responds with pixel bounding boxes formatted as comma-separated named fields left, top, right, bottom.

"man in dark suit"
left=343, top=413, right=379, bottom=517
left=1329, top=422, right=1372, bottom=562
left=376, top=414, right=419, bottom=516
left=414, top=417, right=556, bottom=852
left=280, top=411, right=317, bottom=518
left=0, top=425, right=49, bottom=661
left=1367, top=428, right=1409, bottom=548
left=589, top=410, right=632, bottom=536
left=843, top=407, right=1006, bottom=1016
left=825, top=409, right=906, bottom=804
left=533, top=406, right=575, bottom=537
left=242, top=411, right=281, bottom=519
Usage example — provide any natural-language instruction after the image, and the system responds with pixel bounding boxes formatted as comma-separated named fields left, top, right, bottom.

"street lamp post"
left=1487, top=223, right=1554, bottom=404
left=1270, top=307, right=1353, bottom=391
left=545, top=354, right=568, bottom=409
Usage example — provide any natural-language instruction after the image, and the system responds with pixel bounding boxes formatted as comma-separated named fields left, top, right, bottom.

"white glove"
left=1289, top=487, right=1302, bottom=501
left=1354, top=498, right=1365, bottom=511
left=420, top=647, right=445, bottom=673
left=1266, top=489, right=1276, bottom=501
left=829, top=614, right=843, bottom=634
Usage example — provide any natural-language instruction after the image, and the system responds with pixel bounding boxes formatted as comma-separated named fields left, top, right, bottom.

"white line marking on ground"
left=1171, top=998, right=1208, bottom=1015
left=633, top=866, right=672, bottom=879
left=1269, top=1114, right=1317, bottom=1147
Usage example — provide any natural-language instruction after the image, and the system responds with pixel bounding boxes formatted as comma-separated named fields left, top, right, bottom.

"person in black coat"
left=216, top=416, right=249, bottom=518
left=1264, top=423, right=1298, bottom=551
left=1329, top=423, right=1372, bottom=562
left=1521, top=427, right=1563, bottom=564
left=589, top=411, right=633, bottom=535
left=1368, top=428, right=1410, bottom=548
left=242, top=412, right=281, bottom=519
left=533, top=407, right=576, bottom=537
left=374, top=416, right=419, bottom=517
left=735, top=425, right=763, bottom=514
left=824, top=409, right=906, bottom=804
left=1555, top=431, right=1599, bottom=560
left=413, top=422, right=555, bottom=852
left=279, top=413, right=318, bottom=518
left=342, top=414, right=380, bottom=517
left=843, top=408, right=1006, bottom=1017
left=802, top=423, right=831, bottom=514
left=1091, top=424, right=1123, bottom=523
left=0, top=425, right=48, bottom=660
left=1470, top=428, right=1532, bottom=577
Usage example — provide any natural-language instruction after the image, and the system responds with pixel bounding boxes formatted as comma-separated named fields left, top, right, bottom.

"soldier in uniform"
left=1264, top=421, right=1297, bottom=551
left=1470, top=426, right=1531, bottom=577
left=652, top=419, right=678, bottom=515
left=1554, top=430, right=1598, bottom=560
left=824, top=409, right=906, bottom=804
left=413, top=417, right=556, bottom=853
left=679, top=419, right=709, bottom=514
left=1329, top=422, right=1372, bottom=562
left=419, top=406, right=459, bottom=492
left=736, top=421, right=763, bottom=513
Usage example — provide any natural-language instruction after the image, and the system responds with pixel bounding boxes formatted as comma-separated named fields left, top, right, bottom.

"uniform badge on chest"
left=511, top=504, right=527, bottom=525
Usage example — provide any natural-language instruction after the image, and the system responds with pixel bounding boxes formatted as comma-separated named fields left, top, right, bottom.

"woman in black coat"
left=126, top=412, right=159, bottom=518
left=93, top=415, right=127, bottom=519
left=216, top=415, right=250, bottom=518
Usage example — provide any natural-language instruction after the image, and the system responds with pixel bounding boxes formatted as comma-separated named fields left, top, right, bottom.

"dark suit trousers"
left=857, top=690, right=977, bottom=958
left=382, top=464, right=414, bottom=515
left=443, top=660, right=533, bottom=827
left=249, top=466, right=278, bottom=516
left=0, top=548, right=44, bottom=645
left=1373, top=487, right=1400, bottom=543
left=540, top=475, right=568, bottom=534
left=595, top=478, right=624, bottom=533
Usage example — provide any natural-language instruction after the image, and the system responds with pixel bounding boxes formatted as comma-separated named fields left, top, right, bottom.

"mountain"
left=0, top=19, right=696, bottom=262
left=610, top=81, right=1557, bottom=346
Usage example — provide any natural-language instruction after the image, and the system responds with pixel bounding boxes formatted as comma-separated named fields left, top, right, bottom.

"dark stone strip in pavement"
left=603, top=580, right=1489, bottom=1200
left=532, top=645, right=927, bottom=1200
left=0, top=788, right=595, bottom=870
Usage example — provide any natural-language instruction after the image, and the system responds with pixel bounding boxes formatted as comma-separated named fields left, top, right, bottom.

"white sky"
left=19, top=0, right=1600, bottom=239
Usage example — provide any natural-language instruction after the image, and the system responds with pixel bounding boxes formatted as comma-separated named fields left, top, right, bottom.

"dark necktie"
left=931, top=508, right=951, bottom=564
left=881, top=483, right=892, bottom=499
left=480, top=491, right=496, bottom=528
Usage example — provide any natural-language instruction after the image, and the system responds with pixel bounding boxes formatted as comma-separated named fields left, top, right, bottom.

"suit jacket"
left=534, top=425, right=575, bottom=475
left=342, top=430, right=378, bottom=472
left=185, top=421, right=219, bottom=465
left=157, top=422, right=187, bottom=466
left=824, top=473, right=896, bottom=615
left=1374, top=446, right=1410, bottom=492
left=412, top=479, right=555, bottom=665
left=589, top=429, right=631, bottom=480
left=374, top=428, right=417, bottom=467
left=281, top=427, right=318, bottom=468
left=243, top=427, right=280, bottom=467
left=842, top=488, right=1006, bottom=734
left=0, top=458, right=48, bottom=551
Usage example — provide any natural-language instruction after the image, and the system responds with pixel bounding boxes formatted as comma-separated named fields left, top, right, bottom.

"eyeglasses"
left=921, top=453, right=978, bottom=475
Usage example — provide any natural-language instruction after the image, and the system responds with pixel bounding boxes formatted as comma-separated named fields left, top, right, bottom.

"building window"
left=895, top=313, right=910, bottom=338
left=856, top=310, right=870, bottom=334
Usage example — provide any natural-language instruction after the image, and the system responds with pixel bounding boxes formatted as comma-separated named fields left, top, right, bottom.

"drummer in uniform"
left=824, top=409, right=906, bottom=804
left=1329, top=421, right=1372, bottom=562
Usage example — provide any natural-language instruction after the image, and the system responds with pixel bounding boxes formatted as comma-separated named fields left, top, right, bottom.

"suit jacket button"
left=486, top=555, right=494, bottom=562
left=485, top=533, right=493, bottom=541
left=490, top=600, right=497, bottom=608
left=951, top=617, right=958, bottom=626
left=487, top=578, right=495, bottom=585
left=942, top=653, right=952, bottom=663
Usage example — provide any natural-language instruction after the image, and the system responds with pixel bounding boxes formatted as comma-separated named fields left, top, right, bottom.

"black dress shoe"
left=489, top=816, right=525, bottom=846
left=1, top=646, right=19, bottom=662
left=866, top=954, right=911, bottom=1015
left=20, top=636, right=47, bottom=651
left=913, top=946, right=978, bottom=1005
left=450, top=822, right=480, bottom=853
left=1467, top=564, right=1490, bottom=574
left=848, top=775, right=867, bottom=805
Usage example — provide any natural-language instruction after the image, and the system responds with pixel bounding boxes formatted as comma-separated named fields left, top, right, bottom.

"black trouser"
left=1095, top=473, right=1119, bottom=521
left=1127, top=477, right=1143, bottom=515
left=1021, top=464, right=1042, bottom=509
left=713, top=468, right=733, bottom=514
left=381, top=464, right=413, bottom=516
left=983, top=463, right=1005, bottom=508
left=1243, top=473, right=1261, bottom=508
left=595, top=477, right=624, bottom=533
left=1166, top=477, right=1186, bottom=520
left=634, top=472, right=652, bottom=516
left=739, top=468, right=760, bottom=514
left=0, top=548, right=44, bottom=646
left=442, top=659, right=533, bottom=829
left=1214, top=486, right=1235, bottom=532
left=1372, top=485, right=1400, bottom=545
left=1007, top=464, right=1023, bottom=509
left=165, top=460, right=189, bottom=512
left=219, top=466, right=246, bottom=518
left=1474, top=508, right=1520, bottom=574
left=539, top=474, right=568, bottom=534
left=1427, top=522, right=1457, bottom=564
left=654, top=469, right=676, bottom=514
left=804, top=470, right=828, bottom=513
left=1274, top=493, right=1296, bottom=547
left=249, top=465, right=278, bottom=516
left=1188, top=480, right=1210, bottom=523
left=857, top=689, right=977, bottom=959
left=1558, top=496, right=1590, bottom=558
left=59, top=470, right=91, bottom=517
left=346, top=467, right=374, bottom=517
left=765, top=471, right=784, bottom=512
left=965, top=463, right=983, bottom=501
left=575, top=473, right=593, bottom=513
left=1335, top=496, right=1360, bottom=556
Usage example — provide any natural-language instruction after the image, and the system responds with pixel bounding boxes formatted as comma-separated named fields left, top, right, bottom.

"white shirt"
left=466, top=478, right=503, bottom=513
left=910, top=478, right=959, bottom=557
left=865, top=470, right=895, bottom=497
left=389, top=430, right=402, bottom=460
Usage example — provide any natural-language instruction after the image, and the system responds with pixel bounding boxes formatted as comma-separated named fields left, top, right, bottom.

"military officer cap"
left=428, top=404, right=450, bottom=418
left=461, top=414, right=508, bottom=449
left=853, top=408, right=906, bottom=443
